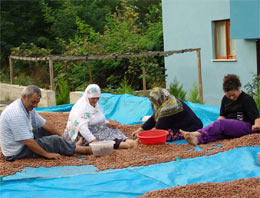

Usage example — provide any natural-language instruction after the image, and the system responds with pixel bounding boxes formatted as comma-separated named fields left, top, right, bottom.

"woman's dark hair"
left=223, top=74, right=241, bottom=92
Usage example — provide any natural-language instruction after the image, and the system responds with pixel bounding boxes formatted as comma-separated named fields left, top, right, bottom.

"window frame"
left=214, top=19, right=235, bottom=60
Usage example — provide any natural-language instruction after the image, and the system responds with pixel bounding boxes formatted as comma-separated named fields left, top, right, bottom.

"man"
left=0, top=85, right=91, bottom=161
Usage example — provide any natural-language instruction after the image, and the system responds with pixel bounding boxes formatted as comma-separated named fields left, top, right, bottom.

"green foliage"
left=187, top=82, right=203, bottom=104
left=244, top=74, right=260, bottom=110
left=139, top=2, right=163, bottom=51
left=0, top=70, right=10, bottom=83
left=11, top=43, right=52, bottom=56
left=102, top=85, right=118, bottom=94
left=142, top=60, right=166, bottom=88
left=254, top=83, right=260, bottom=110
left=14, top=73, right=33, bottom=86
left=116, top=76, right=134, bottom=95
left=244, top=73, right=260, bottom=97
left=10, top=43, right=51, bottom=88
left=1, top=0, right=164, bottom=93
left=0, top=1, right=51, bottom=68
left=56, top=80, right=70, bottom=105
left=169, top=77, right=186, bottom=101
left=57, top=0, right=164, bottom=91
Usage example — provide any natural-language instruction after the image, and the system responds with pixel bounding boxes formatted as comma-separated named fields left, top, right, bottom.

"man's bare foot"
left=76, top=137, right=83, bottom=146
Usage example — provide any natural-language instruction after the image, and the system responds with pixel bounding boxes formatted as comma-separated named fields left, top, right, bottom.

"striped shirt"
left=0, top=99, right=46, bottom=157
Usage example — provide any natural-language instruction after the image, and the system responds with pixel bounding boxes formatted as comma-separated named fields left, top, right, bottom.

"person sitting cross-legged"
left=64, top=84, right=137, bottom=151
left=180, top=74, right=260, bottom=146
left=0, top=85, right=91, bottom=162
left=132, top=87, right=203, bottom=141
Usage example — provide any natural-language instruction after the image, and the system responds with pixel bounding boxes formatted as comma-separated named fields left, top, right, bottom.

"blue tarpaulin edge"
left=36, top=93, right=219, bottom=126
left=2, top=146, right=260, bottom=198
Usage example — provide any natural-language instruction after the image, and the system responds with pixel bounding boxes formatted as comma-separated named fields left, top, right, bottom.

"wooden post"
left=49, top=58, right=54, bottom=90
left=196, top=49, right=203, bottom=103
left=9, top=57, right=14, bottom=84
left=142, top=67, right=146, bottom=91
left=88, top=61, right=93, bottom=83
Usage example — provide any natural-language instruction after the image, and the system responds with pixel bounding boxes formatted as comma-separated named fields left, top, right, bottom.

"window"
left=213, top=19, right=236, bottom=60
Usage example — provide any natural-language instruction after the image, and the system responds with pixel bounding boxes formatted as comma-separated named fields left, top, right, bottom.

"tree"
left=0, top=1, right=50, bottom=69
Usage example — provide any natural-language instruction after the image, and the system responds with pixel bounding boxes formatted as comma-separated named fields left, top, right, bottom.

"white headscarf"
left=65, top=84, right=102, bottom=141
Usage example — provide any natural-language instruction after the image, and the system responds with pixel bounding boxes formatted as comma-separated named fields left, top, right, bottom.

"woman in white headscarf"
left=64, top=84, right=137, bottom=151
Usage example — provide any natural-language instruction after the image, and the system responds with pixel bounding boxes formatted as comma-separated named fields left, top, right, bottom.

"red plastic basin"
left=137, top=130, right=169, bottom=145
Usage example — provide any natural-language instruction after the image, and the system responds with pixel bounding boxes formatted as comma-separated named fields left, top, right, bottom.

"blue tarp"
left=2, top=146, right=260, bottom=198
left=36, top=93, right=153, bottom=125
left=36, top=93, right=218, bottom=126
left=2, top=93, right=259, bottom=198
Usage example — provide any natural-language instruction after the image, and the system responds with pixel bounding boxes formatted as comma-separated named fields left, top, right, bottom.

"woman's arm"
left=79, top=124, right=97, bottom=142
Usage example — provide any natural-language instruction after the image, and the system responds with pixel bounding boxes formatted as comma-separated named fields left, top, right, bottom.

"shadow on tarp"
left=35, top=93, right=219, bottom=126
left=2, top=146, right=260, bottom=198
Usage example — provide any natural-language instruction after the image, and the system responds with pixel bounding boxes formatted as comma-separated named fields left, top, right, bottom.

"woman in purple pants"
left=180, top=74, right=260, bottom=145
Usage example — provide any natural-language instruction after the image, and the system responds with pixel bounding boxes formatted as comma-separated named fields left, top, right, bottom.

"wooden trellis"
left=9, top=48, right=203, bottom=102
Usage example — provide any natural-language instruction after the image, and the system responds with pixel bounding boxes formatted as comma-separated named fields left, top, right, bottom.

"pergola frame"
left=9, top=48, right=203, bottom=102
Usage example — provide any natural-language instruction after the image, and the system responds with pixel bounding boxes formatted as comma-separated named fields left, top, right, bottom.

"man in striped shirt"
left=0, top=85, right=91, bottom=161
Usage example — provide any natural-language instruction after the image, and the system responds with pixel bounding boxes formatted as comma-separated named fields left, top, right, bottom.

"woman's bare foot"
left=119, top=139, right=138, bottom=149
left=185, top=133, right=199, bottom=146
left=128, top=139, right=138, bottom=148
left=179, top=129, right=189, bottom=138
left=179, top=129, right=200, bottom=146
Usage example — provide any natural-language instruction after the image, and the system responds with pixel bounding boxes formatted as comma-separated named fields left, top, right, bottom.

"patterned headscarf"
left=86, top=84, right=101, bottom=98
left=64, top=84, right=103, bottom=141
left=149, top=87, right=183, bottom=121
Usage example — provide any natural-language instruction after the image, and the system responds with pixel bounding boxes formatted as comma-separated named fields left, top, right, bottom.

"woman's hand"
left=132, top=127, right=143, bottom=138
left=252, top=118, right=260, bottom=131
left=252, top=124, right=260, bottom=131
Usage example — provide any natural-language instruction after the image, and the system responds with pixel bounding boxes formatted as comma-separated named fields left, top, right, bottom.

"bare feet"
left=179, top=129, right=200, bottom=146
left=75, top=145, right=92, bottom=154
left=185, top=133, right=199, bottom=146
left=76, top=137, right=83, bottom=146
left=128, top=139, right=138, bottom=149
left=119, top=139, right=138, bottom=149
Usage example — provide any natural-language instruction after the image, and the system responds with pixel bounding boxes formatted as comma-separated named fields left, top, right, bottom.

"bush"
left=244, top=74, right=260, bottom=110
left=187, top=82, right=203, bottom=104
left=56, top=80, right=70, bottom=105
left=116, top=76, right=134, bottom=95
left=169, top=77, right=186, bottom=101
left=14, top=73, right=33, bottom=86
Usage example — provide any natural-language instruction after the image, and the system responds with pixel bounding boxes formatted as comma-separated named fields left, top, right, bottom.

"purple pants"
left=197, top=119, right=254, bottom=144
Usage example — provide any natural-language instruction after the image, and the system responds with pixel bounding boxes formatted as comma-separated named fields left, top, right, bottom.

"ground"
left=0, top=112, right=260, bottom=197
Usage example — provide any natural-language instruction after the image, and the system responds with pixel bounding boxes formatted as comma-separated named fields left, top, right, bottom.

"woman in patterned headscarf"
left=64, top=84, right=137, bottom=151
left=132, top=87, right=202, bottom=141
